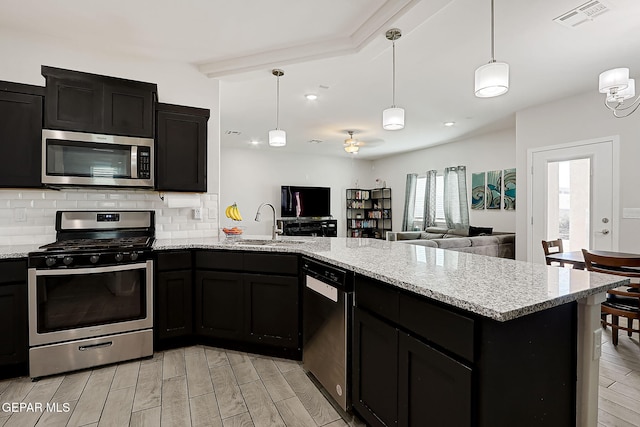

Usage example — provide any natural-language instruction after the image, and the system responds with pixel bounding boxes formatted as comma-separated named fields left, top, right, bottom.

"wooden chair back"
left=582, top=249, right=640, bottom=345
left=542, top=239, right=564, bottom=265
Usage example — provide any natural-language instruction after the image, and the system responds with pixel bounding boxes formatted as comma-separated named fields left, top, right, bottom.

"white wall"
left=0, top=28, right=221, bottom=242
left=371, top=128, right=517, bottom=233
left=220, top=147, right=373, bottom=236
left=516, top=90, right=640, bottom=260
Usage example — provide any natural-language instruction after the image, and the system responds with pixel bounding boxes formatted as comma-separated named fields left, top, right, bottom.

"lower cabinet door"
left=0, top=283, right=27, bottom=366
left=195, top=271, right=245, bottom=340
left=156, top=270, right=193, bottom=340
left=245, top=274, right=299, bottom=348
left=352, top=307, right=399, bottom=427
left=398, top=333, right=473, bottom=427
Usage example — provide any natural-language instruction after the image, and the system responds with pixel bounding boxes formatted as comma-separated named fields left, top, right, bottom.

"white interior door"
left=528, top=138, right=617, bottom=264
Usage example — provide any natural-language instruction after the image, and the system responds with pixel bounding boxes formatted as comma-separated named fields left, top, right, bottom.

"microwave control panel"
left=138, top=148, right=151, bottom=179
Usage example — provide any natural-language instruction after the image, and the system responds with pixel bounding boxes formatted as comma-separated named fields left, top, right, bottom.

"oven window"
left=36, top=268, right=146, bottom=333
left=46, top=140, right=131, bottom=178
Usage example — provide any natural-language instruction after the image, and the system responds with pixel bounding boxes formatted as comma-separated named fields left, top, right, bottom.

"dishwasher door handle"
left=306, top=275, right=338, bottom=302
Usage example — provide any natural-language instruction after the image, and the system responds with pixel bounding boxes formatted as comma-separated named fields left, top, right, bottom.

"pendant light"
left=269, top=69, right=286, bottom=147
left=598, top=67, right=640, bottom=118
left=382, top=28, right=404, bottom=130
left=474, top=0, right=509, bottom=98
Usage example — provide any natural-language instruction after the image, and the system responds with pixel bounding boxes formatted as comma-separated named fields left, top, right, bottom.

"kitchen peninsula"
left=0, top=236, right=627, bottom=426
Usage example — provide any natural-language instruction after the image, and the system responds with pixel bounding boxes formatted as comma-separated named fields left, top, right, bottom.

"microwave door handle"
left=131, top=145, right=138, bottom=179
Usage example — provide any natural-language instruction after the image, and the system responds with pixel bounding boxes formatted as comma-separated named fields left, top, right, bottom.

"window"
left=412, top=174, right=444, bottom=229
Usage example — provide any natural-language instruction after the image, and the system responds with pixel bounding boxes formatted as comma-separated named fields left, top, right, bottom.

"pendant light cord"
left=392, top=39, right=396, bottom=107
left=490, top=0, right=496, bottom=63
left=275, top=74, right=280, bottom=130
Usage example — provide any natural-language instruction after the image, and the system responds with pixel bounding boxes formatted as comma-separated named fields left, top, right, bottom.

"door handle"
left=596, top=229, right=610, bottom=235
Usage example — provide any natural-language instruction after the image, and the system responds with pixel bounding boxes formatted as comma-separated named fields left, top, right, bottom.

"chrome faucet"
left=255, top=203, right=283, bottom=240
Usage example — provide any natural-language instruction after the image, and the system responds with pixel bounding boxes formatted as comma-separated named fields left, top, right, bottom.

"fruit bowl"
left=222, top=226, right=244, bottom=238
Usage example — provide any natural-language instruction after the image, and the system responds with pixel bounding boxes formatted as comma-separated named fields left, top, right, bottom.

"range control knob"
left=45, top=257, right=57, bottom=267
left=63, top=256, right=73, bottom=266
left=130, top=252, right=139, bottom=261
left=114, top=253, right=124, bottom=262
left=89, top=255, right=100, bottom=264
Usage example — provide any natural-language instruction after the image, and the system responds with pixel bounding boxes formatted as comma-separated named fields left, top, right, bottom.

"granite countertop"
left=2, top=236, right=627, bottom=322
left=154, top=236, right=627, bottom=322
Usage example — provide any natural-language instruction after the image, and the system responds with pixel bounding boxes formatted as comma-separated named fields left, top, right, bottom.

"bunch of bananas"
left=225, top=203, right=243, bottom=221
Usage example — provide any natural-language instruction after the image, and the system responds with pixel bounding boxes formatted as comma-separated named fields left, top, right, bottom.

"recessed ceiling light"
left=305, top=94, right=318, bottom=101
left=443, top=121, right=456, bottom=127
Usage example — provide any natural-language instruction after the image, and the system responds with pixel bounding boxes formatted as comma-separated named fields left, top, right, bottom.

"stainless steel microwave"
left=42, top=129, right=154, bottom=188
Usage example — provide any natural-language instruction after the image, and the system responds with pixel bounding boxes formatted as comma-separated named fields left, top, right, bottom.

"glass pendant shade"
left=607, top=78, right=635, bottom=102
left=599, top=68, right=629, bottom=93
left=382, top=107, right=405, bottom=130
left=268, top=129, right=286, bottom=147
left=474, top=62, right=509, bottom=98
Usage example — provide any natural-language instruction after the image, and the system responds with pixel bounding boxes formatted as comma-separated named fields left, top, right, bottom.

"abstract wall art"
left=503, top=168, right=516, bottom=210
left=471, top=172, right=486, bottom=210
left=486, top=170, right=502, bottom=209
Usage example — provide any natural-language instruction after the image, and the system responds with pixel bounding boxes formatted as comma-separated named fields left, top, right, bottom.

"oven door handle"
left=33, top=262, right=148, bottom=277
left=79, top=341, right=113, bottom=351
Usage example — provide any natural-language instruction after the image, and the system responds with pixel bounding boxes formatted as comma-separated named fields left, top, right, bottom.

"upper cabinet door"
left=103, top=82, right=155, bottom=137
left=44, top=75, right=103, bottom=133
left=156, top=103, right=209, bottom=192
left=0, top=85, right=43, bottom=188
left=42, top=66, right=157, bottom=138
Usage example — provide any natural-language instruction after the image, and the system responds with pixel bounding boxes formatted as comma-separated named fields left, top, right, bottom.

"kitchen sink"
left=232, top=239, right=308, bottom=246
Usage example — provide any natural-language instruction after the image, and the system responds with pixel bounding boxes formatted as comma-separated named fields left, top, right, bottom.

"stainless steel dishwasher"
left=302, top=257, right=354, bottom=412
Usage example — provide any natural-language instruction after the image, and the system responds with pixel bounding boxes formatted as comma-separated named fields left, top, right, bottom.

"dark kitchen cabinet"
left=353, top=274, right=577, bottom=427
left=0, top=82, right=44, bottom=188
left=245, top=274, right=299, bottom=347
left=352, top=307, right=399, bottom=427
left=194, top=250, right=301, bottom=358
left=156, top=103, right=209, bottom=192
left=42, top=66, right=157, bottom=138
left=195, top=270, right=245, bottom=340
left=155, top=251, right=193, bottom=348
left=0, top=259, right=28, bottom=379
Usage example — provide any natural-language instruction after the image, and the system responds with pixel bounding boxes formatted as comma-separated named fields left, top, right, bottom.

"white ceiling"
left=2, top=0, right=640, bottom=159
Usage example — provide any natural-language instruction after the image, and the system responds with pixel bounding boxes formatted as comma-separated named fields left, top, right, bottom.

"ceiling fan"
left=342, top=130, right=384, bottom=154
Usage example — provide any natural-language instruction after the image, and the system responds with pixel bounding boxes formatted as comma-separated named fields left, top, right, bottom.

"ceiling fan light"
left=599, top=68, right=629, bottom=93
left=383, top=107, right=405, bottom=130
left=474, top=62, right=509, bottom=98
left=268, top=129, right=286, bottom=147
left=344, top=144, right=359, bottom=154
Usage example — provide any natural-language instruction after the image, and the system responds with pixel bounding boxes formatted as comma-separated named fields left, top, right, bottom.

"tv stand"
left=277, top=218, right=337, bottom=237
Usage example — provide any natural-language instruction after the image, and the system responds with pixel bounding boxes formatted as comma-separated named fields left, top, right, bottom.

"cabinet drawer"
left=195, top=250, right=243, bottom=271
left=156, top=251, right=192, bottom=271
left=399, top=293, right=475, bottom=361
left=243, top=253, right=298, bottom=275
left=355, top=276, right=400, bottom=323
left=0, top=260, right=27, bottom=284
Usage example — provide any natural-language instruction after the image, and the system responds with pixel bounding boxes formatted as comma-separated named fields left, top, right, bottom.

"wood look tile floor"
left=0, top=346, right=363, bottom=427
left=0, top=327, right=638, bottom=427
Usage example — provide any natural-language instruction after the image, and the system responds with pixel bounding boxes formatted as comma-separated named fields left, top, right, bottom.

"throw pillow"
left=469, top=226, right=493, bottom=236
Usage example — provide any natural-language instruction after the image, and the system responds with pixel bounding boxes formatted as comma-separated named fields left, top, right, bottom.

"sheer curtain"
left=443, top=166, right=469, bottom=229
left=422, top=170, right=437, bottom=229
left=402, top=173, right=418, bottom=231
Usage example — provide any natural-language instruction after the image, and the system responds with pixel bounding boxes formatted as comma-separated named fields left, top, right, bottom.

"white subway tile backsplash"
left=0, top=189, right=220, bottom=245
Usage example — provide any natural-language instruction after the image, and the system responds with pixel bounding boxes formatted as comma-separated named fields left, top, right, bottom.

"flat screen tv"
left=281, top=186, right=331, bottom=218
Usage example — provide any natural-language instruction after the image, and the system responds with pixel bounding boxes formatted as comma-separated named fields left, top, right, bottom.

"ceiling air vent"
left=553, top=0, right=612, bottom=28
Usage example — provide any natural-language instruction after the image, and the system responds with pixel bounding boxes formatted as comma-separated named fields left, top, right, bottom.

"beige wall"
left=371, top=128, right=517, bottom=233
left=516, top=90, right=640, bottom=260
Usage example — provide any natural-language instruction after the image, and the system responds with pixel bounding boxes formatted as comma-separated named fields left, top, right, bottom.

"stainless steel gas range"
left=27, top=210, right=155, bottom=379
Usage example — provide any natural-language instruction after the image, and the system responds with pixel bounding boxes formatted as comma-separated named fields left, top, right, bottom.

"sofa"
left=387, top=226, right=515, bottom=259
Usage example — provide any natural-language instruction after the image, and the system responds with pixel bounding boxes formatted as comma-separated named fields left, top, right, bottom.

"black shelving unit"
left=346, top=188, right=391, bottom=239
